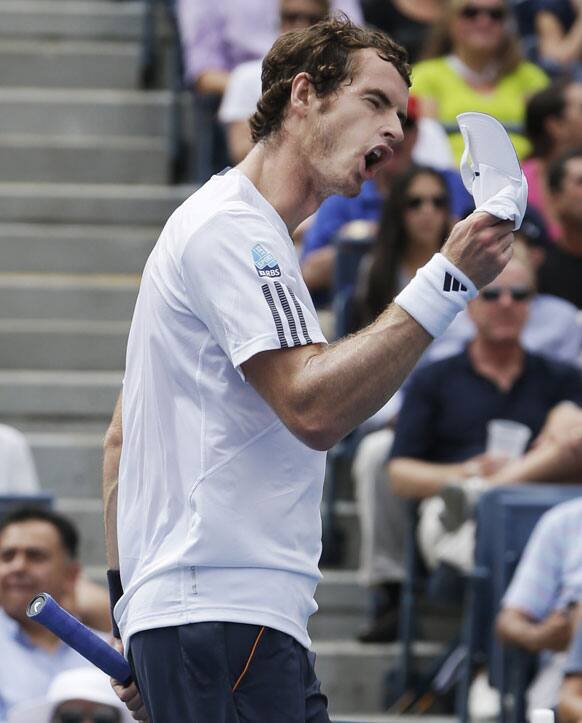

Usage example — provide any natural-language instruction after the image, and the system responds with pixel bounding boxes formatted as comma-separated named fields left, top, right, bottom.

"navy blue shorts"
left=128, top=622, right=330, bottom=723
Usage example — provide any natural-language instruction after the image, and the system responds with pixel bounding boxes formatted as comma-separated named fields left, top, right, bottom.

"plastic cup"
left=486, top=419, right=532, bottom=460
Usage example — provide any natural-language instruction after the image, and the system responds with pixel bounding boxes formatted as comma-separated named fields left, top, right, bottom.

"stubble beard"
left=307, top=115, right=360, bottom=200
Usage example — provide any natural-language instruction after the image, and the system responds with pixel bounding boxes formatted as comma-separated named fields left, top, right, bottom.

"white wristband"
left=395, top=253, right=477, bottom=338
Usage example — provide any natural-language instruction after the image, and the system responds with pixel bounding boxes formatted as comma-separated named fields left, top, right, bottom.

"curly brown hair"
left=249, top=16, right=411, bottom=144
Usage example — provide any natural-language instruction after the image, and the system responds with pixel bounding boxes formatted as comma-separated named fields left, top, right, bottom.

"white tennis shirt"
left=116, top=168, right=327, bottom=649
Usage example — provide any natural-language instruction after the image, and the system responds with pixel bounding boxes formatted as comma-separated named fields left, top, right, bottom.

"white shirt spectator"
left=0, top=425, right=39, bottom=494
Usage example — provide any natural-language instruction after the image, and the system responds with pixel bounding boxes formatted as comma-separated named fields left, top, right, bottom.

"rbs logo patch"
left=252, top=244, right=281, bottom=278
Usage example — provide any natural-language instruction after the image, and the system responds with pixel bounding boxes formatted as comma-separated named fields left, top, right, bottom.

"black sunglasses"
left=55, top=709, right=121, bottom=723
left=459, top=5, right=507, bottom=21
left=280, top=11, right=326, bottom=25
left=405, top=195, right=448, bottom=210
left=480, top=285, right=533, bottom=302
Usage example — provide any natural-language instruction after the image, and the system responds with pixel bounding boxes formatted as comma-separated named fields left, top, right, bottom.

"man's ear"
left=288, top=72, right=313, bottom=118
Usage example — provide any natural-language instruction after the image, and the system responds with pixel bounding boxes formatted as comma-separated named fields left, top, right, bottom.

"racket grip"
left=27, top=592, right=132, bottom=685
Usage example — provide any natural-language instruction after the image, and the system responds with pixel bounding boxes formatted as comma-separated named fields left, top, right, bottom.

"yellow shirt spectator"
left=412, top=57, right=548, bottom=162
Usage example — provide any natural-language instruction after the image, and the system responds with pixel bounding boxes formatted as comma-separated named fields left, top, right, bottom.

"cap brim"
left=7, top=700, right=52, bottom=723
left=457, top=112, right=521, bottom=180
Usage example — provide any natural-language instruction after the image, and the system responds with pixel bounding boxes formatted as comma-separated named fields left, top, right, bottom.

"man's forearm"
left=496, top=608, right=542, bottom=652
left=389, top=457, right=467, bottom=498
left=103, top=393, right=122, bottom=569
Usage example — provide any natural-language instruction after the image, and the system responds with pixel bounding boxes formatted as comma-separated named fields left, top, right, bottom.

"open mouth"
left=363, top=146, right=390, bottom=176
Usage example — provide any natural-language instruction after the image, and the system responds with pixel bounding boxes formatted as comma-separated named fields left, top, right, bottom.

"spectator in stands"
left=300, top=97, right=468, bottom=315
left=533, top=0, right=582, bottom=79
left=0, top=507, right=112, bottom=720
left=8, top=667, right=134, bottom=723
left=434, top=208, right=582, bottom=365
left=412, top=0, right=548, bottom=163
left=0, top=507, right=92, bottom=718
left=523, top=79, right=582, bottom=241
left=361, top=0, right=444, bottom=64
left=177, top=0, right=363, bottom=181
left=351, top=166, right=451, bottom=331
left=0, top=424, right=39, bottom=494
left=354, top=228, right=582, bottom=641
left=219, top=0, right=332, bottom=165
left=388, top=250, right=582, bottom=576
left=559, top=618, right=582, bottom=723
left=537, top=147, right=582, bottom=309
left=496, top=496, right=582, bottom=715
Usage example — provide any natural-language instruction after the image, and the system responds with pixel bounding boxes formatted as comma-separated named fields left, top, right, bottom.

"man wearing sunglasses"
left=389, top=246, right=582, bottom=575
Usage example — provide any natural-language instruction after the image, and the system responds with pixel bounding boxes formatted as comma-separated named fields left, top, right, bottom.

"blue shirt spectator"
left=0, top=608, right=93, bottom=721
left=503, top=497, right=582, bottom=620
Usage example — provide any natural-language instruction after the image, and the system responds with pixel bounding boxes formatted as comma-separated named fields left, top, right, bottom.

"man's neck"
left=556, top=222, right=582, bottom=257
left=469, top=337, right=525, bottom=390
left=237, top=138, right=323, bottom=234
left=454, top=47, right=497, bottom=76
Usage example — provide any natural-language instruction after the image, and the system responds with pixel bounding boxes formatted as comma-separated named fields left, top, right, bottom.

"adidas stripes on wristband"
left=394, top=253, right=477, bottom=338
left=106, top=569, right=123, bottom=640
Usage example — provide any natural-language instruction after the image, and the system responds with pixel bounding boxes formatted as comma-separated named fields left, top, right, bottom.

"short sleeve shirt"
left=390, top=349, right=582, bottom=464
left=502, top=498, right=582, bottom=619
left=117, top=169, right=327, bottom=650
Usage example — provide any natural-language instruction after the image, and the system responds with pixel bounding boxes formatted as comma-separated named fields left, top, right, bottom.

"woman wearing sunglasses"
left=352, top=165, right=451, bottom=332
left=411, top=0, right=549, bottom=163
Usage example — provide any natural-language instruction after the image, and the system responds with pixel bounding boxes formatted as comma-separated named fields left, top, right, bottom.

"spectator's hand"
left=535, top=610, right=573, bottom=652
left=441, top=213, right=513, bottom=289
left=110, top=638, right=150, bottom=721
left=532, top=402, right=582, bottom=449
left=462, top=452, right=508, bottom=478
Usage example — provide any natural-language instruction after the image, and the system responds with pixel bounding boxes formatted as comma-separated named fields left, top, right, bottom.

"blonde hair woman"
left=412, top=0, right=549, bottom=162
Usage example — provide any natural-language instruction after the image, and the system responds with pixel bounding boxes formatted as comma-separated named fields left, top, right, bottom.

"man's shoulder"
left=536, top=497, right=582, bottom=537
left=182, top=173, right=277, bottom=238
left=524, top=349, right=581, bottom=379
left=413, top=349, right=468, bottom=380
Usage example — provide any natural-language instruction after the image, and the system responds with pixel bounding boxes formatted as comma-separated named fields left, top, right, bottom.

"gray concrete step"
left=29, top=430, right=105, bottom=497
left=314, top=639, right=442, bottom=716
left=0, top=370, right=121, bottom=417
left=0, top=274, right=139, bottom=320
left=0, top=318, right=128, bottom=370
left=0, top=88, right=170, bottom=136
left=0, top=1, right=144, bottom=40
left=0, top=39, right=139, bottom=88
left=56, top=496, right=106, bottom=568
left=0, top=183, right=191, bottom=225
left=0, top=223, right=156, bottom=274
left=0, top=134, right=168, bottom=184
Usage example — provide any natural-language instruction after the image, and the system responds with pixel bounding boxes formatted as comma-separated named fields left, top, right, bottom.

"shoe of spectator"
left=468, top=669, right=501, bottom=720
left=440, top=477, right=487, bottom=531
left=439, top=481, right=469, bottom=532
left=357, top=609, right=400, bottom=643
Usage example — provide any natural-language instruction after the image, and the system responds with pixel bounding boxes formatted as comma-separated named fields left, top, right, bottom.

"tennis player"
left=104, top=17, right=515, bottom=723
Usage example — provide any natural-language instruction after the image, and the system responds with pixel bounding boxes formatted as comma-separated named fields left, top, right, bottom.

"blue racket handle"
left=27, top=592, right=132, bottom=685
